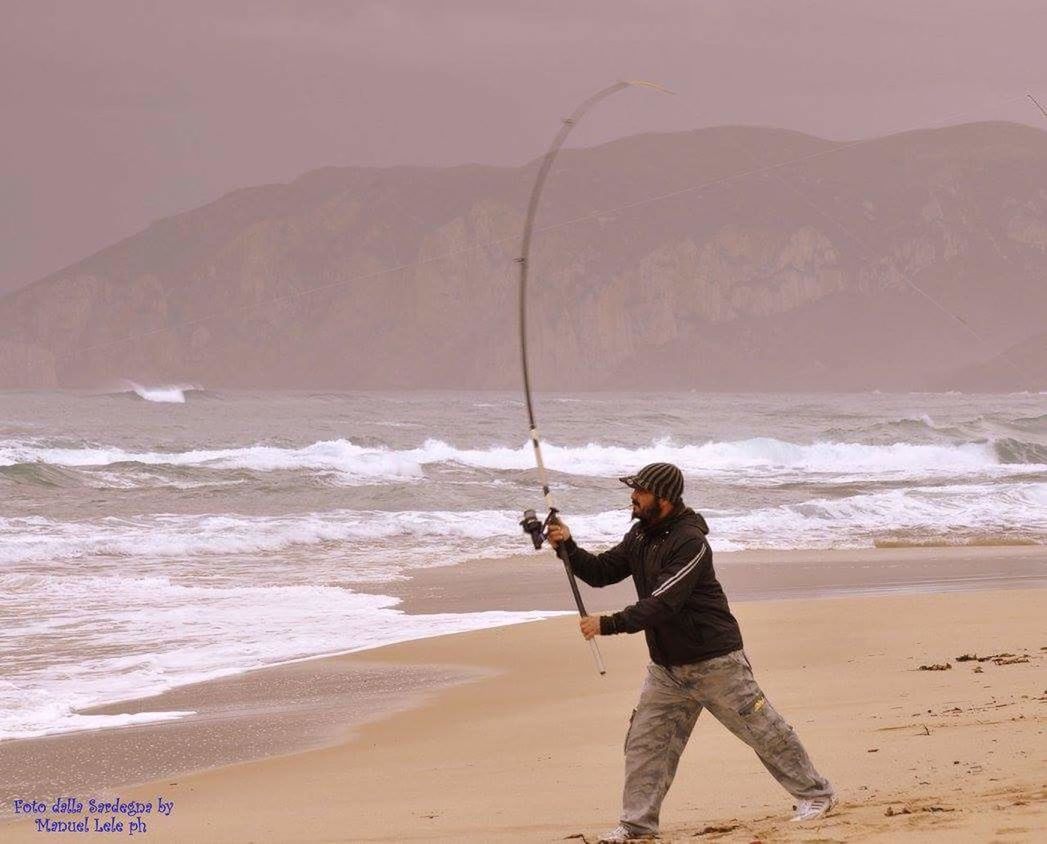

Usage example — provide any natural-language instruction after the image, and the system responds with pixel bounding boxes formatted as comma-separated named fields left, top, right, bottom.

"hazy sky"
left=3, top=0, right=1046, bottom=296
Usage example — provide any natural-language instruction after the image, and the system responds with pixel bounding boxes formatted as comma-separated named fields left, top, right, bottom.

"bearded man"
left=547, top=462, right=836, bottom=842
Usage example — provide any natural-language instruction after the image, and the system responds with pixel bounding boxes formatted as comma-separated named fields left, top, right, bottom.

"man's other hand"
left=547, top=522, right=571, bottom=548
left=579, top=615, right=601, bottom=640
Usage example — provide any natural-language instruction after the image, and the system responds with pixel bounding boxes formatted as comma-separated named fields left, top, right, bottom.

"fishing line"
left=50, top=87, right=1044, bottom=366
left=515, top=84, right=1045, bottom=676
left=517, top=81, right=672, bottom=675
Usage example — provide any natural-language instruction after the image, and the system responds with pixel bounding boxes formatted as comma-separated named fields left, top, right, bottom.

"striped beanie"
left=619, top=462, right=684, bottom=504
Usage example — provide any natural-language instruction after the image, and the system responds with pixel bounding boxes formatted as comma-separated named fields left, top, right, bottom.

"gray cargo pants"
left=620, top=650, right=833, bottom=836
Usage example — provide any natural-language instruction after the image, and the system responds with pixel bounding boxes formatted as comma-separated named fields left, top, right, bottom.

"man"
left=547, top=462, right=836, bottom=843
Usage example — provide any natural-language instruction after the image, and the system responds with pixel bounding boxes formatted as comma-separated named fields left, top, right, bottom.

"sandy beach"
left=3, top=546, right=1044, bottom=842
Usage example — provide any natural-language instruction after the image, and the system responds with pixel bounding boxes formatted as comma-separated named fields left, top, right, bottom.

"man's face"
left=630, top=488, right=662, bottom=524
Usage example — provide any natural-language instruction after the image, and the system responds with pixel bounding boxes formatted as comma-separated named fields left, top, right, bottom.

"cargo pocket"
left=736, top=692, right=766, bottom=719
left=737, top=693, right=791, bottom=753
left=623, top=707, right=638, bottom=754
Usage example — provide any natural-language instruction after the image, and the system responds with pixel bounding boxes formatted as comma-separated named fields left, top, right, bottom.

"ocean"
left=1, top=387, right=1045, bottom=742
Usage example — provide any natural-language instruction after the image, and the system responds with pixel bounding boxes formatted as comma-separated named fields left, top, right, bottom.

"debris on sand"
left=886, top=804, right=955, bottom=817
left=993, top=655, right=1030, bottom=665
left=693, top=823, right=742, bottom=836
left=954, top=651, right=1032, bottom=665
left=918, top=663, right=952, bottom=671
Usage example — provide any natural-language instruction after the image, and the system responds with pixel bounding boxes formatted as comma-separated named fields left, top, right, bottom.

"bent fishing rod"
left=517, top=81, right=672, bottom=675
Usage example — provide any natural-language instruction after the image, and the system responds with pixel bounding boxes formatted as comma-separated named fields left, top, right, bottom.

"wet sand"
left=359, top=544, right=1047, bottom=613
left=2, top=546, right=1045, bottom=841
left=0, top=660, right=481, bottom=825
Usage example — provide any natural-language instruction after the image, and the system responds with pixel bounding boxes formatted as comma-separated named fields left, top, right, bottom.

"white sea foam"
left=0, top=439, right=425, bottom=482
left=2, top=435, right=1039, bottom=482
left=0, top=574, right=562, bottom=740
left=3, top=392, right=1042, bottom=744
left=126, top=382, right=196, bottom=403
left=3, top=480, right=1043, bottom=570
left=713, top=481, right=1047, bottom=550
left=422, top=436, right=1008, bottom=477
left=4, top=481, right=1041, bottom=740
left=0, top=509, right=630, bottom=571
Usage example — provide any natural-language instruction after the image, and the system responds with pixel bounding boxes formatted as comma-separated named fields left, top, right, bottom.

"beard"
left=631, top=499, right=662, bottom=526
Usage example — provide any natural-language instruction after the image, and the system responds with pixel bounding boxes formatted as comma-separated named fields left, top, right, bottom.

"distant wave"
left=2, top=485, right=1044, bottom=565
left=825, top=412, right=1021, bottom=441
left=2, top=435, right=1045, bottom=482
left=134, top=384, right=186, bottom=403
left=1010, top=413, right=1047, bottom=431
left=0, top=439, right=423, bottom=483
left=131, top=381, right=205, bottom=403
left=0, top=462, right=82, bottom=488
left=825, top=416, right=945, bottom=439
left=364, top=435, right=1031, bottom=479
left=102, top=382, right=207, bottom=403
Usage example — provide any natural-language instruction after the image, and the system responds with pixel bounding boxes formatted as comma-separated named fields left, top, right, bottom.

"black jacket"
left=564, top=507, right=743, bottom=666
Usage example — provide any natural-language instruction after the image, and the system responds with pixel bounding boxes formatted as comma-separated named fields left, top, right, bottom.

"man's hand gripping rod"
left=518, top=449, right=606, bottom=676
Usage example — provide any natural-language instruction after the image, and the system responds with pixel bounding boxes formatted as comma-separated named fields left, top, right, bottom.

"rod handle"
left=589, top=638, right=607, bottom=675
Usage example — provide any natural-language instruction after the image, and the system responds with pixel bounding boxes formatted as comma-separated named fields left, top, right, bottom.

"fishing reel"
left=520, top=507, right=559, bottom=550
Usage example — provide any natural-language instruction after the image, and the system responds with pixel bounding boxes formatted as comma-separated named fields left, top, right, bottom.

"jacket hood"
left=686, top=508, right=711, bottom=536
left=643, top=505, right=709, bottom=537
left=682, top=507, right=710, bottom=535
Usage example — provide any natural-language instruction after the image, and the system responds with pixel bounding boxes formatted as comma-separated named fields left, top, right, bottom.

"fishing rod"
left=517, top=81, right=672, bottom=675
left=1029, top=92, right=1047, bottom=119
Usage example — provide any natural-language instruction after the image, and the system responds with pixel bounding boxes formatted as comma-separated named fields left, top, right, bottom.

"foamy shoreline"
left=2, top=545, right=1045, bottom=838
left=3, top=577, right=1043, bottom=841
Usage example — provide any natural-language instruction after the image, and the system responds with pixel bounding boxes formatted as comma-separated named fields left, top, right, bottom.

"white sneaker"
left=790, top=793, right=838, bottom=822
left=598, top=824, right=657, bottom=842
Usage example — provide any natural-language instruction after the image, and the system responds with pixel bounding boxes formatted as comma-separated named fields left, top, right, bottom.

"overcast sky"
left=2, top=0, right=1046, bottom=296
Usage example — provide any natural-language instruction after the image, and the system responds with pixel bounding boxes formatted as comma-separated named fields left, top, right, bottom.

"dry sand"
left=3, top=569, right=1044, bottom=842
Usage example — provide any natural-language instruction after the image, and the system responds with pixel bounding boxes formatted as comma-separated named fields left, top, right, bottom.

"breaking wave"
left=713, top=481, right=1047, bottom=550
left=0, top=462, right=83, bottom=488
left=100, top=382, right=209, bottom=403
left=0, top=509, right=628, bottom=567
left=3, top=483, right=1043, bottom=568
left=0, top=439, right=424, bottom=483
left=132, top=383, right=190, bottom=403
left=1, top=435, right=1044, bottom=483
left=994, top=437, right=1047, bottom=465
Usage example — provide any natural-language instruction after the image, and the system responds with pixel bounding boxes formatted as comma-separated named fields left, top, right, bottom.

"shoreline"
left=3, top=546, right=1045, bottom=840
left=357, top=544, right=1047, bottom=614
left=5, top=545, right=1043, bottom=743
left=3, top=585, right=1044, bottom=841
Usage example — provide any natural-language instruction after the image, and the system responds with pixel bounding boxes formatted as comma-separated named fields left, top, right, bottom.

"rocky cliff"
left=1, top=122, right=1045, bottom=391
